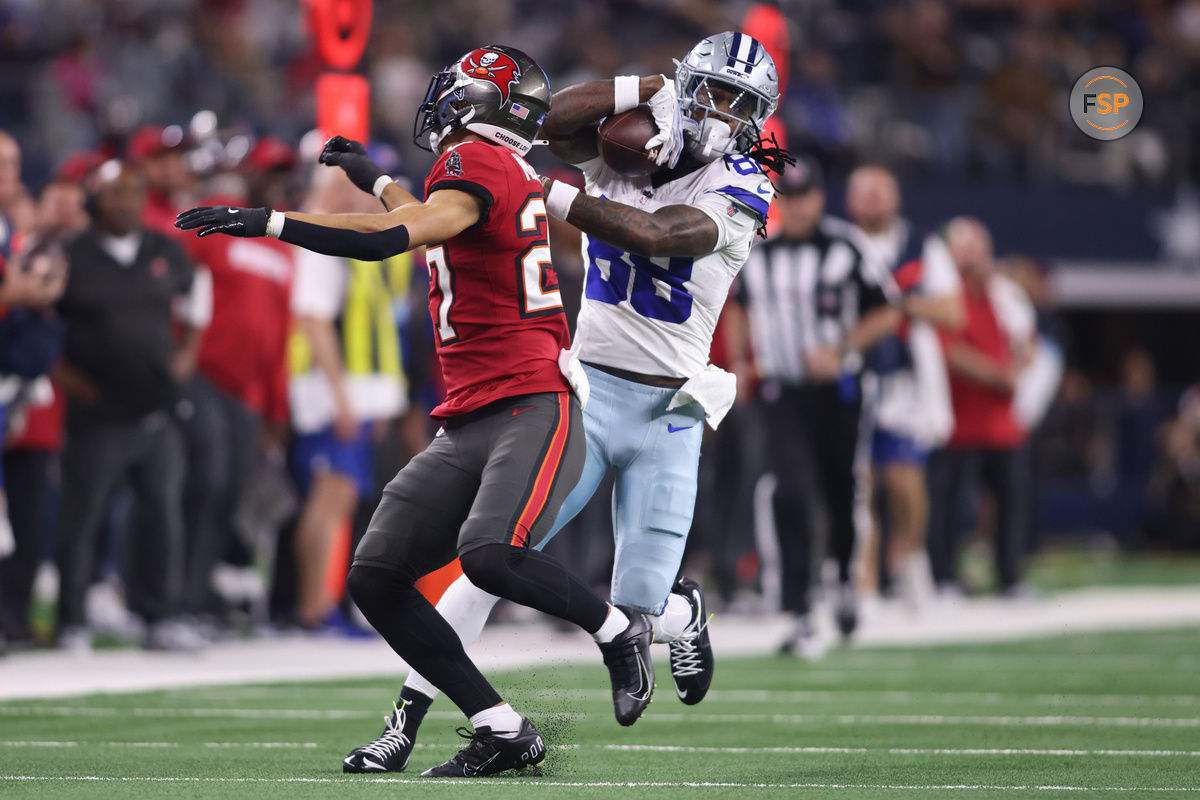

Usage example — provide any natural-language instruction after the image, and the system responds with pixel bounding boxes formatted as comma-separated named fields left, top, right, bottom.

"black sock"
left=346, top=564, right=501, bottom=718
left=397, top=686, right=433, bottom=741
left=459, top=543, right=609, bottom=634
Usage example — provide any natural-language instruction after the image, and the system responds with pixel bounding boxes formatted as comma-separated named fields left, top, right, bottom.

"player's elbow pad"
left=279, top=218, right=410, bottom=261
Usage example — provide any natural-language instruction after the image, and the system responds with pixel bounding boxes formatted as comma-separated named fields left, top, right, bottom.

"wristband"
left=371, top=174, right=393, bottom=199
left=266, top=210, right=286, bottom=239
left=544, top=180, right=580, bottom=221
left=613, top=75, right=641, bottom=114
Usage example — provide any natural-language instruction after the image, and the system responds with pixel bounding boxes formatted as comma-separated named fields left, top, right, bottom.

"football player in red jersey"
left=177, top=46, right=653, bottom=778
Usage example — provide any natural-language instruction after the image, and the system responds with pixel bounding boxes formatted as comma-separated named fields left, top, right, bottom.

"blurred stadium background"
left=0, top=0, right=1198, bottom=796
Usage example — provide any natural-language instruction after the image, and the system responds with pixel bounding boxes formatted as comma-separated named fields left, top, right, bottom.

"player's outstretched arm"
left=318, top=136, right=420, bottom=212
left=175, top=189, right=481, bottom=260
left=541, top=175, right=717, bottom=258
left=544, top=75, right=665, bottom=164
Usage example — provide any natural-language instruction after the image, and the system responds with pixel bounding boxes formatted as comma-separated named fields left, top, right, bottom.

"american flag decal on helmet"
left=509, top=103, right=530, bottom=120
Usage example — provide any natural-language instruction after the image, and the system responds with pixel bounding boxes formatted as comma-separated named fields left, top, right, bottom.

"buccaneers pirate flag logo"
left=460, top=49, right=522, bottom=103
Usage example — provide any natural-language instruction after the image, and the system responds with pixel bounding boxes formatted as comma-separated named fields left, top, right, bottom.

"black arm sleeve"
left=278, top=218, right=411, bottom=261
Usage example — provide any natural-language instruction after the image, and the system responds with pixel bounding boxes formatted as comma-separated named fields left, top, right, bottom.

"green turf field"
left=2, top=628, right=1198, bottom=799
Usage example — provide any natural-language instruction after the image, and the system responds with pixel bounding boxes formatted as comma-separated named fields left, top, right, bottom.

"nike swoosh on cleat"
left=627, top=652, right=652, bottom=702
left=512, top=406, right=537, bottom=416
left=362, top=757, right=385, bottom=771
left=667, top=424, right=696, bottom=433
left=228, top=208, right=239, bottom=213
left=464, top=752, right=500, bottom=776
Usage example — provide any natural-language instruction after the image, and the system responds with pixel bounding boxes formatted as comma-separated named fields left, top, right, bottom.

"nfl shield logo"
left=726, top=204, right=738, bottom=217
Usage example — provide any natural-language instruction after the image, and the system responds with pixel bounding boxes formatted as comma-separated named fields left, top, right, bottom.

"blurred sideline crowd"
left=2, top=120, right=1197, bottom=657
left=2, top=0, right=1199, bottom=191
left=0, top=0, right=1198, bottom=656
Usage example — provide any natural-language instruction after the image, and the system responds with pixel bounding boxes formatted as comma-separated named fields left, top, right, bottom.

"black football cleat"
left=343, top=702, right=415, bottom=773
left=420, top=718, right=546, bottom=777
left=598, top=606, right=654, bottom=726
left=668, top=577, right=714, bottom=705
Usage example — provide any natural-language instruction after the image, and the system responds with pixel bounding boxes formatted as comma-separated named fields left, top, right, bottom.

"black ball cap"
left=777, top=155, right=823, bottom=195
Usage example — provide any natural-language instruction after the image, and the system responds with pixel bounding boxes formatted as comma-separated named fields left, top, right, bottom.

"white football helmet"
left=675, top=32, right=780, bottom=161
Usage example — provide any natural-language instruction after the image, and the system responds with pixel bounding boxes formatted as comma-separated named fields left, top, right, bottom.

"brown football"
left=598, top=105, right=660, bottom=177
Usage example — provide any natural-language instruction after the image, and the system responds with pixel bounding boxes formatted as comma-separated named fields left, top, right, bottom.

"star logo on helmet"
left=460, top=49, right=522, bottom=104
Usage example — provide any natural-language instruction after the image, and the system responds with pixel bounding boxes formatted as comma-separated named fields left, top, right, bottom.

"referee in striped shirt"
left=727, top=158, right=900, bottom=657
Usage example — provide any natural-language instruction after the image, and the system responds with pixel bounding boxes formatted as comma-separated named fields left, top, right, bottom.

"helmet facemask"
left=413, top=68, right=476, bottom=153
left=673, top=32, right=780, bottom=162
left=677, top=73, right=770, bottom=159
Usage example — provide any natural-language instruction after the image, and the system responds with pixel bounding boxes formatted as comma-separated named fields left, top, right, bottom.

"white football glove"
left=645, top=76, right=685, bottom=169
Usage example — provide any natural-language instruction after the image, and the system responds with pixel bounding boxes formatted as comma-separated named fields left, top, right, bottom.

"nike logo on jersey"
left=512, top=405, right=537, bottom=416
left=667, top=423, right=697, bottom=433
left=228, top=207, right=240, bottom=213
left=755, top=184, right=771, bottom=195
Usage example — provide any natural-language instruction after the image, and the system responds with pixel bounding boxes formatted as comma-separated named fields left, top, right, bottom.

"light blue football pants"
left=535, top=364, right=705, bottom=614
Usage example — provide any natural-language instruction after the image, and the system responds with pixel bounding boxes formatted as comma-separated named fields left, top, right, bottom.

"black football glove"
left=175, top=206, right=269, bottom=238
left=319, top=136, right=388, bottom=197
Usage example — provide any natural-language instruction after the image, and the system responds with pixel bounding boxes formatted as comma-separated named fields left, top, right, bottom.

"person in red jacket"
left=177, top=137, right=297, bottom=623
left=128, top=124, right=195, bottom=240
left=926, top=217, right=1035, bottom=596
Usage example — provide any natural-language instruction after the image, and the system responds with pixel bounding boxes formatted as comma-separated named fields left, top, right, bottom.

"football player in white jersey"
left=332, top=32, right=791, bottom=772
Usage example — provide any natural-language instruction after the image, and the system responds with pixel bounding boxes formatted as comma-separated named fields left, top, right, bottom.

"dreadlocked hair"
left=748, top=131, right=795, bottom=175
left=740, top=131, right=796, bottom=238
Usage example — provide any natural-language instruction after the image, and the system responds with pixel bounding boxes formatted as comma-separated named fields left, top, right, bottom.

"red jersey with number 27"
left=422, top=140, right=569, bottom=418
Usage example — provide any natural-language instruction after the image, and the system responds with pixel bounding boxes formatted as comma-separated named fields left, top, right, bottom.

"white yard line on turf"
left=605, top=745, right=1200, bottom=757
left=178, top=686, right=1200, bottom=708
left=640, top=713, right=1200, bottom=728
left=828, top=654, right=1199, bottom=671
left=1, top=776, right=1199, bottom=791
left=3, top=706, right=1199, bottom=727
left=2, top=587, right=1199, bottom=700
